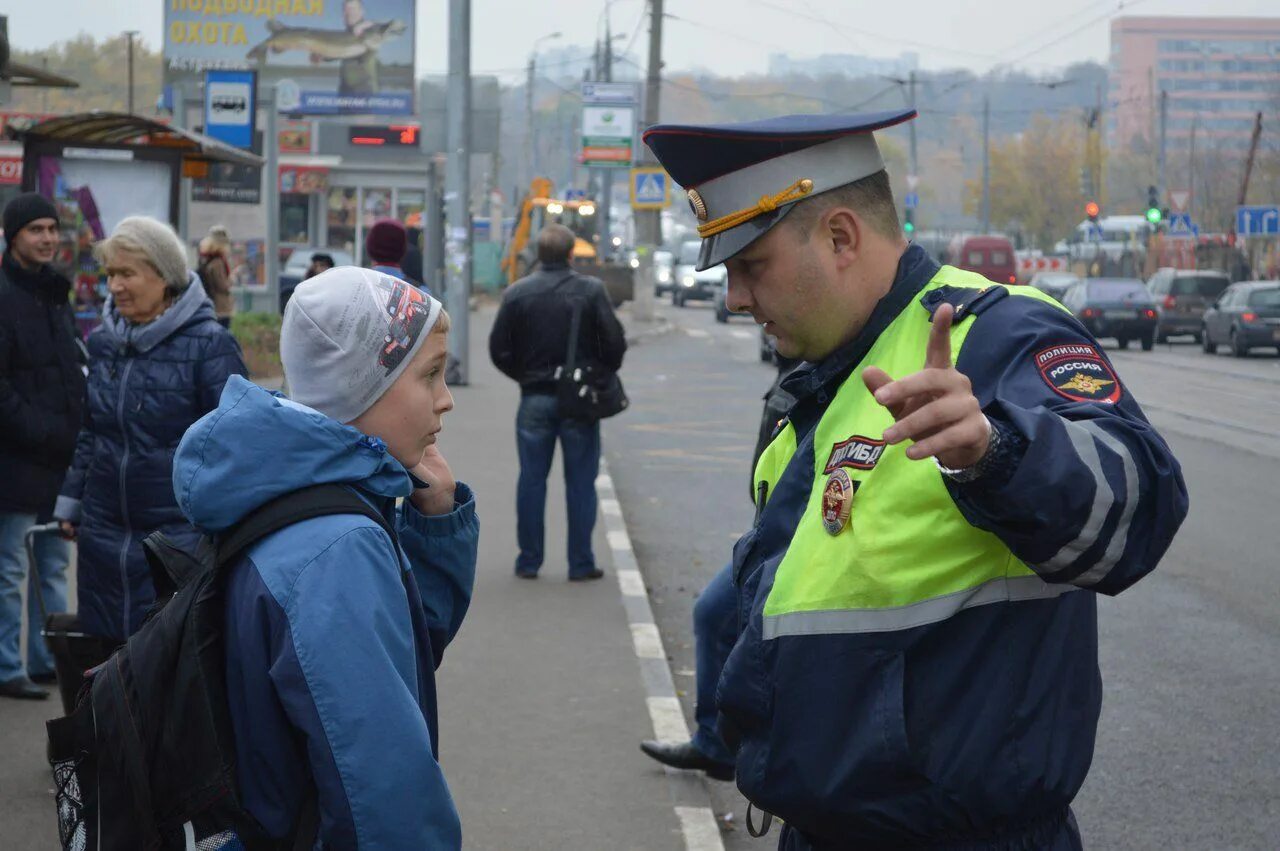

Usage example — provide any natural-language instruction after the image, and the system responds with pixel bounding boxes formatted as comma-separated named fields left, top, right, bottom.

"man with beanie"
left=173, top=266, right=478, bottom=848
left=0, top=193, right=85, bottom=701
left=489, top=224, right=627, bottom=581
left=367, top=217, right=426, bottom=291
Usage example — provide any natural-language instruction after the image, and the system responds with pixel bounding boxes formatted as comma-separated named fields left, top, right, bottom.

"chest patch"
left=1035, top=343, right=1122, bottom=404
left=824, top=435, right=886, bottom=473
left=821, top=469, right=859, bottom=536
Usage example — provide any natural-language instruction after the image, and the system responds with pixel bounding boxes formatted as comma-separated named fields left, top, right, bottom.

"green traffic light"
left=904, top=221, right=915, bottom=233
left=1146, top=207, right=1162, bottom=224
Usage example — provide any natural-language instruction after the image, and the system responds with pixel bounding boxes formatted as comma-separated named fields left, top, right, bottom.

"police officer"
left=642, top=110, right=1188, bottom=850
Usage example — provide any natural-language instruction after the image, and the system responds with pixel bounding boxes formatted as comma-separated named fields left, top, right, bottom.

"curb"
left=596, top=459, right=727, bottom=851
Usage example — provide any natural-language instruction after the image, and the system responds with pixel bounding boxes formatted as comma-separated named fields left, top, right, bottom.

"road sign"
left=581, top=82, right=639, bottom=105
left=1236, top=205, right=1280, bottom=236
left=1086, top=222, right=1103, bottom=241
left=1167, top=212, right=1198, bottom=239
left=564, top=188, right=588, bottom=201
left=903, top=192, right=919, bottom=210
left=1169, top=189, right=1190, bottom=213
left=630, top=167, right=670, bottom=210
left=203, top=69, right=256, bottom=150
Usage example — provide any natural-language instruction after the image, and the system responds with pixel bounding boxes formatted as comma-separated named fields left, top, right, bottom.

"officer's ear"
left=822, top=206, right=861, bottom=270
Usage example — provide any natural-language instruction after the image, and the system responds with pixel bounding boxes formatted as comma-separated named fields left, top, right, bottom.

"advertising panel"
left=581, top=105, right=634, bottom=168
left=164, top=0, right=415, bottom=115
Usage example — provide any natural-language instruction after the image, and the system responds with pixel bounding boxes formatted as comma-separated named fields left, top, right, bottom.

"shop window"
left=397, top=190, right=425, bottom=232
left=327, top=187, right=357, bottom=253
left=280, top=194, right=310, bottom=244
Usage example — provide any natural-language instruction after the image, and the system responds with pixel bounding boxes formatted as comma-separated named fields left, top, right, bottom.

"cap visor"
left=696, top=205, right=795, bottom=271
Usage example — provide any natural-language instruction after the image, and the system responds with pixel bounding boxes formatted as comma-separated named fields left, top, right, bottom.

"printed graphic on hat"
left=821, top=469, right=858, bottom=536
left=1035, top=343, right=1122, bottom=404
left=824, top=435, right=886, bottom=473
left=380, top=279, right=429, bottom=373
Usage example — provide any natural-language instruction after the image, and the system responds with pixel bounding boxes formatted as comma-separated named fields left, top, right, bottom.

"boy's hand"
left=408, top=445, right=457, bottom=516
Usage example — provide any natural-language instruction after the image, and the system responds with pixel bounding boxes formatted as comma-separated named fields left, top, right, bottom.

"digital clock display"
left=349, top=125, right=420, bottom=147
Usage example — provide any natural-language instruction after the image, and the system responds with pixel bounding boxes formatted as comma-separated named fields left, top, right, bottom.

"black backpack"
left=46, top=484, right=398, bottom=851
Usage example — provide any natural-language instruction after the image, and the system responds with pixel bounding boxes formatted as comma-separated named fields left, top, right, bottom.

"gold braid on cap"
left=696, top=178, right=815, bottom=238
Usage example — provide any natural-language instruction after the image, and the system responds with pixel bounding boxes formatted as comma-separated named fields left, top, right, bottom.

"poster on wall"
left=35, top=152, right=172, bottom=335
left=193, top=161, right=263, bottom=204
left=164, top=0, right=416, bottom=115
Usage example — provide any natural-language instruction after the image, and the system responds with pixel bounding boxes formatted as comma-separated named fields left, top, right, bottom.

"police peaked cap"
left=642, top=108, right=917, bottom=270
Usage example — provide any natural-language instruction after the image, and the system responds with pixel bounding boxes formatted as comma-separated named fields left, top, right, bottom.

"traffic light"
left=903, top=208, right=915, bottom=235
left=1145, top=186, right=1162, bottom=225
left=1085, top=201, right=1100, bottom=222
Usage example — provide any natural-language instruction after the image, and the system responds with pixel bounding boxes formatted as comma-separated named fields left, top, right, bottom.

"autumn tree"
left=964, top=114, right=1087, bottom=249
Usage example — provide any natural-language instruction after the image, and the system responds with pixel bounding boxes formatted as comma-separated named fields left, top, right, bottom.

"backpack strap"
left=216, top=483, right=396, bottom=569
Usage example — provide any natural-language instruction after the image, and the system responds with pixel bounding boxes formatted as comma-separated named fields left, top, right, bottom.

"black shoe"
left=640, top=739, right=734, bottom=781
left=569, top=568, right=605, bottom=582
left=28, top=671, right=58, bottom=685
left=515, top=570, right=539, bottom=580
left=0, top=676, right=49, bottom=701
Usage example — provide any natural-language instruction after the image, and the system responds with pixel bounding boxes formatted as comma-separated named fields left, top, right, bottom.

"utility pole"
left=125, top=31, right=139, bottom=114
left=981, top=95, right=990, bottom=234
left=636, top=0, right=664, bottom=248
left=907, top=70, right=918, bottom=180
left=525, top=56, right=535, bottom=186
left=599, top=17, right=614, bottom=261
left=445, top=0, right=472, bottom=383
left=1188, top=117, right=1197, bottom=223
left=1158, top=89, right=1167, bottom=202
left=1238, top=111, right=1263, bottom=208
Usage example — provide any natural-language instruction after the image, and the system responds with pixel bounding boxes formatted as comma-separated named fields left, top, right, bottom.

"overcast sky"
left=8, top=0, right=1279, bottom=81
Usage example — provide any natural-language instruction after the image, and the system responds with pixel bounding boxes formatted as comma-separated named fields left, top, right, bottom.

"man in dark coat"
left=0, top=192, right=86, bottom=701
left=489, top=224, right=627, bottom=581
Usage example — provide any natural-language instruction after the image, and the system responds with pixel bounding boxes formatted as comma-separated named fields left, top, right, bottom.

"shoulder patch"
left=920, top=285, right=1009, bottom=322
left=1035, top=343, right=1122, bottom=404
left=824, top=434, right=885, bottom=473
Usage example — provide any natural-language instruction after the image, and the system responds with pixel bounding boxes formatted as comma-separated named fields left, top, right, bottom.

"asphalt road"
left=604, top=297, right=1280, bottom=850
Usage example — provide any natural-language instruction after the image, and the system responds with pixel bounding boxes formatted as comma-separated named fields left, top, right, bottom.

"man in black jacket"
left=0, top=193, right=86, bottom=700
left=489, top=225, right=627, bottom=581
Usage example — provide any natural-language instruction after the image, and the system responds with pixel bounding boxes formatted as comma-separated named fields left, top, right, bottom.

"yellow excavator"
left=501, top=177, right=634, bottom=305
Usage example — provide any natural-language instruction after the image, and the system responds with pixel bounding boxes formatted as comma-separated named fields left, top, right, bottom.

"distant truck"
left=947, top=235, right=1018, bottom=286
left=501, top=177, right=634, bottom=306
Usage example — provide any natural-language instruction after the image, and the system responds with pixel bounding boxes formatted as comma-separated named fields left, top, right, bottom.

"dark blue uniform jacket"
left=720, top=245, right=1188, bottom=849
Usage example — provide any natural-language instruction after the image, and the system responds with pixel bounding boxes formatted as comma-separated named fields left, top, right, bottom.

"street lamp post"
left=124, top=30, right=139, bottom=115
left=526, top=32, right=562, bottom=186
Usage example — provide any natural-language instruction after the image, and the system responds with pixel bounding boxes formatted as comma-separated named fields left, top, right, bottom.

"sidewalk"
left=0, top=306, right=694, bottom=850
left=434, top=306, right=689, bottom=849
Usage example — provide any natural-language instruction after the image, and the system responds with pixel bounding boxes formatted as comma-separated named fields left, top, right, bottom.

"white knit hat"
left=280, top=267, right=443, bottom=423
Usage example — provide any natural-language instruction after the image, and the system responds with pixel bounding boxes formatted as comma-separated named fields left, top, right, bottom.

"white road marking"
left=596, top=458, right=727, bottom=851
left=617, top=569, right=646, bottom=597
left=607, top=529, right=632, bottom=552
left=676, top=807, right=726, bottom=851
left=647, top=695, right=690, bottom=741
left=731, top=329, right=752, bottom=340
left=631, top=623, right=667, bottom=660
left=687, top=328, right=710, bottom=338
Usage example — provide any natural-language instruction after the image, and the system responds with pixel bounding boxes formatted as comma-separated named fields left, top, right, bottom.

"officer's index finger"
left=927, top=304, right=954, bottom=369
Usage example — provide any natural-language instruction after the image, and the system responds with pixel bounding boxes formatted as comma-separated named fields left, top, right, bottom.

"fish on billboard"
left=164, top=0, right=415, bottom=116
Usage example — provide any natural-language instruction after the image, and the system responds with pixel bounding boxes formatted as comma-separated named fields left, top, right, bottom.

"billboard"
left=164, top=0, right=415, bottom=115
left=581, top=105, right=634, bottom=167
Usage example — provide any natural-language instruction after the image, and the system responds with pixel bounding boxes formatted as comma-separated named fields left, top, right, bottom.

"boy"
left=173, top=266, right=478, bottom=848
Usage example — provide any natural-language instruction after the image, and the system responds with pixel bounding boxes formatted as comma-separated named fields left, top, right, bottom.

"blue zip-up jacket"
left=55, top=275, right=246, bottom=641
left=173, top=376, right=478, bottom=849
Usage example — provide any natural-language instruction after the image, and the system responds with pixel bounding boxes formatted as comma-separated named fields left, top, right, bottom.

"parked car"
left=947, top=235, right=1018, bottom=286
left=279, top=248, right=354, bottom=311
left=1061, top=278, right=1159, bottom=350
left=1028, top=271, right=1080, bottom=301
left=1201, top=281, right=1280, bottom=357
left=672, top=240, right=726, bottom=307
left=1145, top=268, right=1230, bottom=342
left=653, top=249, right=675, bottom=296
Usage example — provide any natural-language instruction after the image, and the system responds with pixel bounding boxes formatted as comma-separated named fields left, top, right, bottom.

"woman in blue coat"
left=54, top=216, right=247, bottom=642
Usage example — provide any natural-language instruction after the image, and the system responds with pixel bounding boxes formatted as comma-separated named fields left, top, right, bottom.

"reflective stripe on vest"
left=752, top=268, right=1073, bottom=638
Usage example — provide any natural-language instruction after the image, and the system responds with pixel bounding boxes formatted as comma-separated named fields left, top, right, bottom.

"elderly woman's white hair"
left=94, top=216, right=192, bottom=293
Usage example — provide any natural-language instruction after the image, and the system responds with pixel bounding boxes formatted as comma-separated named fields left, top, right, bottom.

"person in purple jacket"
left=172, top=266, right=478, bottom=849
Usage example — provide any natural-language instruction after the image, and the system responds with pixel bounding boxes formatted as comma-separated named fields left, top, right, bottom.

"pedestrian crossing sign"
left=630, top=167, right=671, bottom=210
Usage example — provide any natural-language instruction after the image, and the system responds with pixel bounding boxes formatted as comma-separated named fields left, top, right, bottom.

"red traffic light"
left=1084, top=201, right=1100, bottom=218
